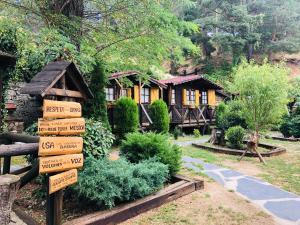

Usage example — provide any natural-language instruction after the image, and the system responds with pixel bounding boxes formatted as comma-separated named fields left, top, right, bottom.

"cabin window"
left=186, top=89, right=195, bottom=105
left=105, top=88, right=114, bottom=101
left=141, top=87, right=150, bottom=103
left=171, top=89, right=176, bottom=104
left=121, top=89, right=128, bottom=97
left=201, top=91, right=208, bottom=105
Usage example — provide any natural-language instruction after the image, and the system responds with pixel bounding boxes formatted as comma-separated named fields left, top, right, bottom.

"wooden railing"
left=168, top=105, right=215, bottom=125
left=107, top=104, right=216, bottom=128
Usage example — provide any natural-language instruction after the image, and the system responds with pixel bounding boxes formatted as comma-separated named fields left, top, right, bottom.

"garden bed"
left=13, top=175, right=203, bottom=225
left=192, top=142, right=286, bottom=157
left=268, top=136, right=300, bottom=142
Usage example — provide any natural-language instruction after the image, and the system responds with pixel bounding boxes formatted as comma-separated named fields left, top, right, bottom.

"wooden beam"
left=0, top=133, right=39, bottom=143
left=0, top=143, right=38, bottom=157
left=46, top=88, right=83, bottom=98
left=42, top=70, right=66, bottom=97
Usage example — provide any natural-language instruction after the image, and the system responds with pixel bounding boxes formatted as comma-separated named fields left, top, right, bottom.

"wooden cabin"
left=106, top=71, right=167, bottom=127
left=159, top=75, right=224, bottom=128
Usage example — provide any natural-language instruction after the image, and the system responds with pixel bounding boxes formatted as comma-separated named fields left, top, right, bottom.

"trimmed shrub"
left=173, top=127, right=181, bottom=140
left=114, top=97, right=139, bottom=138
left=226, top=126, right=245, bottom=149
left=149, top=100, right=170, bottom=133
left=215, top=102, right=228, bottom=129
left=72, top=157, right=169, bottom=208
left=120, top=132, right=182, bottom=176
left=83, top=119, right=115, bottom=158
left=279, top=114, right=292, bottom=137
left=193, top=129, right=201, bottom=138
left=279, top=107, right=300, bottom=138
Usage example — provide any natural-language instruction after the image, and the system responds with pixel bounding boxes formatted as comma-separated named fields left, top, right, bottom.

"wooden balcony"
left=168, top=105, right=215, bottom=127
left=108, top=104, right=216, bottom=129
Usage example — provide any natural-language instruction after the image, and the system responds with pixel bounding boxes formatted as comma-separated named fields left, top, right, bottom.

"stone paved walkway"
left=182, top=155, right=300, bottom=225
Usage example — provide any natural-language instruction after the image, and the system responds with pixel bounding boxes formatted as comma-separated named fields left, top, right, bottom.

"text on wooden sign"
left=43, top=99, right=82, bottom=119
left=39, top=137, right=83, bottom=156
left=39, top=154, right=83, bottom=174
left=38, top=118, right=85, bottom=135
left=49, top=169, right=78, bottom=194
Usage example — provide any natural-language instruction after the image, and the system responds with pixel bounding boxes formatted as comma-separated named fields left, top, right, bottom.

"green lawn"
left=182, top=138, right=300, bottom=195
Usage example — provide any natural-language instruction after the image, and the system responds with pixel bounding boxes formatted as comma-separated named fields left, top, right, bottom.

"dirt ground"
left=122, top=175, right=277, bottom=225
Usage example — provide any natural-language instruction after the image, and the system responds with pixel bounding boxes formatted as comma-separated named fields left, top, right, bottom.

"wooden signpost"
left=39, top=137, right=83, bottom=156
left=38, top=118, right=85, bottom=135
left=39, top=154, right=83, bottom=174
left=49, top=169, right=78, bottom=194
left=43, top=100, right=82, bottom=119
left=38, top=99, right=85, bottom=225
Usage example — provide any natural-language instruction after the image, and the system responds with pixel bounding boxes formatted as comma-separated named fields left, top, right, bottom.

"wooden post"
left=46, top=176, right=63, bottom=225
left=0, top=174, right=20, bottom=225
left=3, top=156, right=11, bottom=174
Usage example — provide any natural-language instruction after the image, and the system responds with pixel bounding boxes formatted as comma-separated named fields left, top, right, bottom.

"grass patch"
left=10, top=156, right=27, bottom=165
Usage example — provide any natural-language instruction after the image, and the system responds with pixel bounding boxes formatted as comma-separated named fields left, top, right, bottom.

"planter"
left=14, top=175, right=203, bottom=225
left=268, top=136, right=300, bottom=142
left=192, top=142, right=286, bottom=157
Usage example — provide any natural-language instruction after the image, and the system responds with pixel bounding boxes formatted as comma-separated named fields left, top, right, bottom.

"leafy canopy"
left=230, top=60, right=289, bottom=132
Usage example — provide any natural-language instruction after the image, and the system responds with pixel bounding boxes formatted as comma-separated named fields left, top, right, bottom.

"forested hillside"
left=0, top=0, right=299, bottom=84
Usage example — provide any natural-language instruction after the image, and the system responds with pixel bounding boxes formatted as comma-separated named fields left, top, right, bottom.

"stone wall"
left=5, top=82, right=42, bottom=130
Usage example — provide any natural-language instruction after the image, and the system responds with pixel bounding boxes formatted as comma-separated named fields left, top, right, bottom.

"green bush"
left=279, top=107, right=300, bottom=138
left=173, top=127, right=181, bottom=140
left=72, top=157, right=169, bottom=208
left=120, top=132, right=182, bottom=176
left=114, top=97, right=139, bottom=138
left=226, top=126, right=245, bottom=149
left=149, top=100, right=170, bottom=133
left=215, top=102, right=228, bottom=129
left=279, top=114, right=292, bottom=137
left=224, top=101, right=248, bottom=129
left=83, top=119, right=115, bottom=158
left=193, top=129, right=201, bottom=138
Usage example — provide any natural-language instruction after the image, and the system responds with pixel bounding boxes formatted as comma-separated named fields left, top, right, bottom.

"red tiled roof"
left=159, top=75, right=201, bottom=85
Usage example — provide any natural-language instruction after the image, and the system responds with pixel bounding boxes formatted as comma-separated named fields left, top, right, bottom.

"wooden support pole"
left=3, top=156, right=11, bottom=174
left=46, top=176, right=63, bottom=225
left=0, top=174, right=20, bottom=225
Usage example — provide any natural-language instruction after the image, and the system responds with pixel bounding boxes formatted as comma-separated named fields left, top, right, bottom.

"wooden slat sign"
left=39, top=137, right=83, bottom=156
left=49, top=169, right=78, bottom=194
left=43, top=99, right=82, bottom=119
left=39, top=154, right=83, bottom=174
left=38, top=118, right=85, bottom=135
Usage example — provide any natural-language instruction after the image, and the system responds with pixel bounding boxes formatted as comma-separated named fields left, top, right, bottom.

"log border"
left=192, top=143, right=286, bottom=157
left=62, top=175, right=203, bottom=225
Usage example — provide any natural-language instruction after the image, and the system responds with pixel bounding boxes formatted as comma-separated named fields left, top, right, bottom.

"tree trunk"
left=0, top=174, right=20, bottom=225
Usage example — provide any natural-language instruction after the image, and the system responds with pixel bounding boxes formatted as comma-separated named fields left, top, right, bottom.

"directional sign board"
left=49, top=169, right=78, bottom=194
left=39, top=153, right=83, bottom=174
left=38, top=118, right=85, bottom=135
left=39, top=137, right=83, bottom=156
left=43, top=99, right=82, bottom=119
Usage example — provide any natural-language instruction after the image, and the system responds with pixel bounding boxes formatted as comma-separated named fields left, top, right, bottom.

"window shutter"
left=151, top=87, right=159, bottom=103
left=127, top=88, right=132, bottom=98
left=208, top=89, right=216, bottom=106
left=134, top=85, right=139, bottom=103
left=182, top=89, right=187, bottom=105
left=195, top=90, right=200, bottom=107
